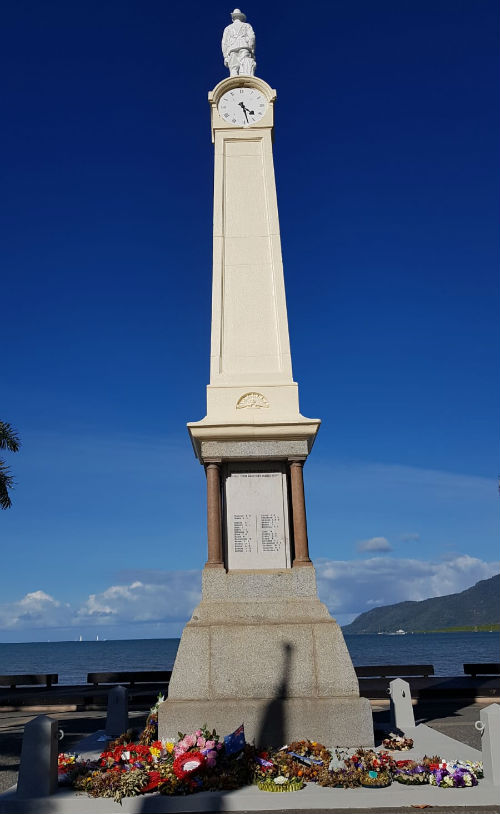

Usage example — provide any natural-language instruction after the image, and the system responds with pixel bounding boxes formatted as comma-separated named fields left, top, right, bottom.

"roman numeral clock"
left=158, top=12, right=373, bottom=749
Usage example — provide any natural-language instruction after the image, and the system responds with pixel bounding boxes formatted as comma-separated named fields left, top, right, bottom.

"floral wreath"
left=382, top=735, right=414, bottom=751
left=286, top=740, right=331, bottom=764
left=173, top=751, right=206, bottom=780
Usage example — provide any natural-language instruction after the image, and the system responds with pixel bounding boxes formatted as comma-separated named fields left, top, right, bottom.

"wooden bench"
left=0, top=674, right=58, bottom=689
left=87, top=670, right=172, bottom=687
left=355, top=664, right=435, bottom=679
left=463, top=663, right=500, bottom=678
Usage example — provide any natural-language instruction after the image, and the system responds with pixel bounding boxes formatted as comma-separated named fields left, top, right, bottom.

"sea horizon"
left=1, top=632, right=498, bottom=685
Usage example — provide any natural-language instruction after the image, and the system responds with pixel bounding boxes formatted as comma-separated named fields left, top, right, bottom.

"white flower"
left=274, top=776, right=287, bottom=785
left=121, top=751, right=130, bottom=761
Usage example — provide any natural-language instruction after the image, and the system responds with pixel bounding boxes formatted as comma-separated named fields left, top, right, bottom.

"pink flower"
left=197, top=737, right=206, bottom=748
left=195, top=730, right=202, bottom=737
left=184, top=734, right=196, bottom=748
left=205, top=740, right=215, bottom=750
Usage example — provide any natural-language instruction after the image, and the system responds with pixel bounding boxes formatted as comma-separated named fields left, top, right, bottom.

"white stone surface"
left=224, top=465, right=291, bottom=569
left=188, top=75, right=320, bottom=460
left=221, top=9, right=256, bottom=77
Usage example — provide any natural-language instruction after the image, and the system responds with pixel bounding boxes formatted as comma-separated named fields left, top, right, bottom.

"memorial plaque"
left=224, top=466, right=291, bottom=569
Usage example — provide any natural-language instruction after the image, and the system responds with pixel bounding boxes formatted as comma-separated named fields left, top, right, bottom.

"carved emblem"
left=236, top=392, right=269, bottom=409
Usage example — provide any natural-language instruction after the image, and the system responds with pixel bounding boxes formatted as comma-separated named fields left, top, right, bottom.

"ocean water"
left=0, top=632, right=498, bottom=685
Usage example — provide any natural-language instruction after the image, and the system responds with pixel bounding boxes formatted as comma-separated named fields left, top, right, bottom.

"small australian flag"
left=224, top=723, right=245, bottom=756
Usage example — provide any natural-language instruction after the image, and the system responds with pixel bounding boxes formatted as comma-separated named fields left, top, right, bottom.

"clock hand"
left=238, top=101, right=249, bottom=122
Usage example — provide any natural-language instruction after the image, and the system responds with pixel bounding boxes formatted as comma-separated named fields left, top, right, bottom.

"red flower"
left=173, top=751, right=206, bottom=780
left=141, top=771, right=162, bottom=793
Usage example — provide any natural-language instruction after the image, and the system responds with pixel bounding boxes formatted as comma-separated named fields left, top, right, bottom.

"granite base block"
left=159, top=696, right=373, bottom=748
left=159, top=565, right=374, bottom=747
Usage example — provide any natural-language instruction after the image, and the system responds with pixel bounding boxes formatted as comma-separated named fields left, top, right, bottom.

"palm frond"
left=0, top=461, right=14, bottom=510
left=0, top=422, right=21, bottom=453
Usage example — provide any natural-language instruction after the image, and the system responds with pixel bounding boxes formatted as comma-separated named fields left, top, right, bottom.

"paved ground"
left=0, top=698, right=493, bottom=799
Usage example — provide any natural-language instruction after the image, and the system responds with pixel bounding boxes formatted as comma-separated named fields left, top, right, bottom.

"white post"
left=389, top=677, right=415, bottom=731
left=106, top=685, right=129, bottom=738
left=478, top=703, right=500, bottom=785
left=17, top=715, right=58, bottom=797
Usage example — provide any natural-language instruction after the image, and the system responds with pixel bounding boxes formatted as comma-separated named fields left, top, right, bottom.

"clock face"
left=218, top=87, right=267, bottom=127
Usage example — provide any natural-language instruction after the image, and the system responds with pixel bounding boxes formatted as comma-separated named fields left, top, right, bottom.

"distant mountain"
left=342, top=573, right=500, bottom=634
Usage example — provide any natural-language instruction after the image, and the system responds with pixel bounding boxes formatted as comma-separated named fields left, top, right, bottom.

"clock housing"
left=209, top=76, right=276, bottom=142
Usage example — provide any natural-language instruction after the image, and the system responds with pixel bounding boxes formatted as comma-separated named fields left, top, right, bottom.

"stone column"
left=205, top=462, right=224, bottom=568
left=289, top=459, right=311, bottom=565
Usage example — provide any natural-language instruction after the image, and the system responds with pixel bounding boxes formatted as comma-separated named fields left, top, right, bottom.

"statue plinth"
left=158, top=566, right=373, bottom=746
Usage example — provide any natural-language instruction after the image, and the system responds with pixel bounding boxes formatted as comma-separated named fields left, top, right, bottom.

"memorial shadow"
left=137, top=643, right=294, bottom=813
left=256, top=641, right=292, bottom=748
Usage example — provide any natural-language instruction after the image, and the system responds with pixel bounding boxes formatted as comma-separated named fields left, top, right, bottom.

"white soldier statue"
left=221, top=9, right=256, bottom=77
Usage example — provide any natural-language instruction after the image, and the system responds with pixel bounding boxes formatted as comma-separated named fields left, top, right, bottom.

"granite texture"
left=159, top=564, right=373, bottom=746
left=160, top=696, right=373, bottom=748
left=201, top=564, right=318, bottom=599
left=200, top=439, right=309, bottom=460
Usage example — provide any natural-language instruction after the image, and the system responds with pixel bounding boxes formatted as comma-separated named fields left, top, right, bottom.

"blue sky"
left=1, top=0, right=498, bottom=641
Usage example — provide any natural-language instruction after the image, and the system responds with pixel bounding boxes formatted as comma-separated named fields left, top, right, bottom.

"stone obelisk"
left=159, top=9, right=373, bottom=746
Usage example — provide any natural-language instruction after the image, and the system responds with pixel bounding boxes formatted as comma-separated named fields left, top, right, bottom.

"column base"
left=160, top=696, right=373, bottom=748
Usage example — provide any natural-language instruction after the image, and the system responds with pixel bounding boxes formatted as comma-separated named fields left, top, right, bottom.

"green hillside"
left=342, top=573, right=500, bottom=634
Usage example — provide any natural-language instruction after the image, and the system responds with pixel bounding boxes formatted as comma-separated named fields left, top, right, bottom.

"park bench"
left=463, top=663, right=500, bottom=678
left=355, top=664, right=435, bottom=679
left=87, top=670, right=172, bottom=687
left=0, top=674, right=58, bottom=689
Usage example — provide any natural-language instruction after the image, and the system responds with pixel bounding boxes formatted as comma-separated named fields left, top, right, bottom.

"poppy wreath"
left=173, top=751, right=206, bottom=780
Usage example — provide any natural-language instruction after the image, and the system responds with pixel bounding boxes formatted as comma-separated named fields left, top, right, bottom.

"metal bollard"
left=17, top=715, right=58, bottom=797
left=389, top=677, right=415, bottom=732
left=476, top=703, right=500, bottom=785
left=106, top=685, right=129, bottom=738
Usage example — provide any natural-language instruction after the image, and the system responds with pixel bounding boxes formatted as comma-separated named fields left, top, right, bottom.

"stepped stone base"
left=158, top=566, right=374, bottom=747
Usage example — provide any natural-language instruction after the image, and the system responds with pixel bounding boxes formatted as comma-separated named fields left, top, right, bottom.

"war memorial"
left=157, top=6, right=373, bottom=748
left=0, top=8, right=498, bottom=813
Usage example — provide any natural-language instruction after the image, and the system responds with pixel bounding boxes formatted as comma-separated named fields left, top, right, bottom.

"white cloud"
left=357, top=536, right=392, bottom=552
left=0, top=558, right=498, bottom=637
left=0, top=590, right=69, bottom=629
left=0, top=571, right=201, bottom=634
left=75, top=571, right=201, bottom=625
left=315, top=554, right=500, bottom=626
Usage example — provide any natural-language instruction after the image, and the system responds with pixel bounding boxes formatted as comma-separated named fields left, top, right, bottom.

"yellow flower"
left=164, top=740, right=175, bottom=754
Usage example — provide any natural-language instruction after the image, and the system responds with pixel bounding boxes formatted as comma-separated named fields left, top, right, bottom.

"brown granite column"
left=205, top=462, right=224, bottom=568
left=289, top=459, right=311, bottom=566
